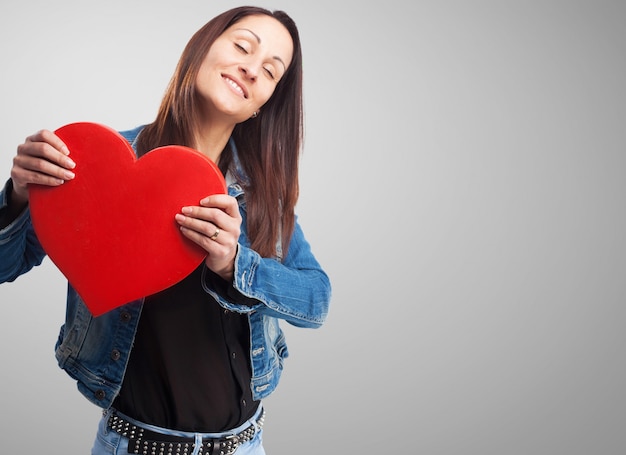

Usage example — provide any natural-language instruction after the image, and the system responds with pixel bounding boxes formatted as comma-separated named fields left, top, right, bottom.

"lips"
left=223, top=75, right=248, bottom=98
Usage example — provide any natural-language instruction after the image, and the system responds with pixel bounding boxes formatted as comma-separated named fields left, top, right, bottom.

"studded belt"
left=107, top=409, right=265, bottom=455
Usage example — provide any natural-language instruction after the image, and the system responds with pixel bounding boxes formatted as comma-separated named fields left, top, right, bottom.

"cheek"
left=198, top=47, right=227, bottom=76
left=258, top=83, right=279, bottom=107
left=202, top=53, right=220, bottom=70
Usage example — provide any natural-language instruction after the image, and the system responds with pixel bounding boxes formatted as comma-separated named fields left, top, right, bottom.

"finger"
left=178, top=206, right=241, bottom=245
left=199, top=194, right=241, bottom=218
left=175, top=213, right=218, bottom=237
left=179, top=204, right=227, bottom=226
left=28, top=129, right=71, bottom=156
left=13, top=153, right=75, bottom=182
left=18, top=137, right=76, bottom=171
left=10, top=166, right=67, bottom=188
left=178, top=221, right=225, bottom=253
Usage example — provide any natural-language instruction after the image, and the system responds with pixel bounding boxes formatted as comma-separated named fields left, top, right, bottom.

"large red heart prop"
left=28, top=122, right=226, bottom=316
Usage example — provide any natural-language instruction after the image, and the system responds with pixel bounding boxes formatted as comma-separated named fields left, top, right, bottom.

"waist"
left=107, top=404, right=264, bottom=455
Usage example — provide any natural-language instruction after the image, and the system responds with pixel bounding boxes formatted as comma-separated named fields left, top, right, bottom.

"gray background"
left=1, top=0, right=625, bottom=453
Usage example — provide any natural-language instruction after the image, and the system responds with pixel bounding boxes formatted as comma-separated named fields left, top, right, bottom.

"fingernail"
left=64, top=171, right=75, bottom=179
left=66, top=158, right=76, bottom=169
left=181, top=206, right=192, bottom=214
left=175, top=214, right=185, bottom=222
left=61, top=146, right=70, bottom=155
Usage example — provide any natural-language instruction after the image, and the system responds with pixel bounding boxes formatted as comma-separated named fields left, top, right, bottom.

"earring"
left=251, top=111, right=259, bottom=119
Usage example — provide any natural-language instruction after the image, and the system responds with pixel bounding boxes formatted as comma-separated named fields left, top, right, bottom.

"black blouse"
left=113, top=264, right=259, bottom=432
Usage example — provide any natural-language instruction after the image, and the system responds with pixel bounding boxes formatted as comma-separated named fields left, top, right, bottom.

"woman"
left=0, top=6, right=330, bottom=455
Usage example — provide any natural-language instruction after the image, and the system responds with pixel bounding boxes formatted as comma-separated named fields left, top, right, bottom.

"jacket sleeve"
left=0, top=179, right=47, bottom=283
left=203, top=219, right=331, bottom=329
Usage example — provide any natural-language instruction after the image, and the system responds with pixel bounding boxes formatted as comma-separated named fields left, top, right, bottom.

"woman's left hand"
left=175, top=194, right=242, bottom=281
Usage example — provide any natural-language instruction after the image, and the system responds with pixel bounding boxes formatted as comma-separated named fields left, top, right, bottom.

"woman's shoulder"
left=118, top=124, right=146, bottom=144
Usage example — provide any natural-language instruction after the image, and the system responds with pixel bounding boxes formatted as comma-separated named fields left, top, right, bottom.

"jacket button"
left=95, top=390, right=106, bottom=401
left=111, top=349, right=121, bottom=361
left=120, top=311, right=131, bottom=323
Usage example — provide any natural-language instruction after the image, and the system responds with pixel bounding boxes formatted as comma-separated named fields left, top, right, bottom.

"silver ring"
left=209, top=228, right=220, bottom=241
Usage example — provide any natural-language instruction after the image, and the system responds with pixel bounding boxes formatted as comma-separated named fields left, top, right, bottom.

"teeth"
left=225, top=77, right=244, bottom=96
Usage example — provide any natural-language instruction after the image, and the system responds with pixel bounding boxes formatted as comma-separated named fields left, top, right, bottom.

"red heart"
left=28, top=122, right=226, bottom=316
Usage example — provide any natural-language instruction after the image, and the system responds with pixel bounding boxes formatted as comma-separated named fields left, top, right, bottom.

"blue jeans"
left=91, top=405, right=266, bottom=455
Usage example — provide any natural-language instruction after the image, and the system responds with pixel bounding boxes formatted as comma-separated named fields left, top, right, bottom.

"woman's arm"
left=205, top=219, right=331, bottom=329
left=0, top=180, right=47, bottom=282
left=0, top=130, right=75, bottom=283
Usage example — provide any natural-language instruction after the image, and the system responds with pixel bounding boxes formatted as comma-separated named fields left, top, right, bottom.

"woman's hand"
left=10, top=130, right=76, bottom=208
left=175, top=194, right=242, bottom=281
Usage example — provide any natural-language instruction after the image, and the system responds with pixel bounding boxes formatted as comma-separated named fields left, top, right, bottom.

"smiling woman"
left=0, top=5, right=330, bottom=455
left=194, top=16, right=293, bottom=128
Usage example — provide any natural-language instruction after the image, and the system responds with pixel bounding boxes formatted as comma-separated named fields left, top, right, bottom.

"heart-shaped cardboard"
left=28, top=122, right=226, bottom=316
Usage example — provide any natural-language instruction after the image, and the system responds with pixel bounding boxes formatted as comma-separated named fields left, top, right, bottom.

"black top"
left=113, top=264, right=259, bottom=432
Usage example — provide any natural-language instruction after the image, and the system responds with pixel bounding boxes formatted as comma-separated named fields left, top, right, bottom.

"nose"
left=239, top=62, right=259, bottom=82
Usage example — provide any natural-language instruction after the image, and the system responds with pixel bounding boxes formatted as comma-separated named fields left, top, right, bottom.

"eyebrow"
left=235, top=28, right=287, bottom=71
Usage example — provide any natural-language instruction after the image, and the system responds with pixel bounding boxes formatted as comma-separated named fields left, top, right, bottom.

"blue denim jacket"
left=0, top=126, right=331, bottom=409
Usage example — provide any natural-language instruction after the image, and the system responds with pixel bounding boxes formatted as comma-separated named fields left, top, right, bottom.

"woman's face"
left=196, top=14, right=294, bottom=124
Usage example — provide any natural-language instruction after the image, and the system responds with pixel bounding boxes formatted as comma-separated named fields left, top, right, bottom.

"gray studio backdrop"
left=1, top=0, right=625, bottom=453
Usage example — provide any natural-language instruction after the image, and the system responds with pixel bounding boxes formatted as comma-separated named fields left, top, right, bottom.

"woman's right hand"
left=10, top=130, right=76, bottom=207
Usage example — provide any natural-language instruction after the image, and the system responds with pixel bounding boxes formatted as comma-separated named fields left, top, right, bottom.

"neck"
left=193, top=119, right=236, bottom=164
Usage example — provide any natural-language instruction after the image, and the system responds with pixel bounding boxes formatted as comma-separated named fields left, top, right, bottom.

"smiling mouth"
left=223, top=76, right=247, bottom=99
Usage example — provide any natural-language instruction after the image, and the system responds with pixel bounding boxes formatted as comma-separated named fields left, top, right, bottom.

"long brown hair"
left=137, top=6, right=303, bottom=258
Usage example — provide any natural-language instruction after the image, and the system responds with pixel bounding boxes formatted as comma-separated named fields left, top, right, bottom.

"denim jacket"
left=0, top=125, right=331, bottom=409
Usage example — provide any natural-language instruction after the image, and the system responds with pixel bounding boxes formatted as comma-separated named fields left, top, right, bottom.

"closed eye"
left=264, top=67, right=275, bottom=80
left=234, top=43, right=249, bottom=54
